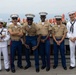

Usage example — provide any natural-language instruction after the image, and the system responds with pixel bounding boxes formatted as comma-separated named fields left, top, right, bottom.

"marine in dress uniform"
left=0, top=19, right=10, bottom=72
left=66, top=11, right=76, bottom=69
left=8, top=14, right=23, bottom=73
left=38, top=12, right=52, bottom=71
left=23, top=14, right=40, bottom=72
left=52, top=15, right=67, bottom=70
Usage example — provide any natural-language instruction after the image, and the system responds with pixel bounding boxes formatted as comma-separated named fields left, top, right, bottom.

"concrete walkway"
left=0, top=60, right=76, bottom=75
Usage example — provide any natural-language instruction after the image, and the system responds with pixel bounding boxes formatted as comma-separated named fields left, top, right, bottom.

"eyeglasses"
left=0, top=22, right=3, bottom=24
left=12, top=17, right=18, bottom=20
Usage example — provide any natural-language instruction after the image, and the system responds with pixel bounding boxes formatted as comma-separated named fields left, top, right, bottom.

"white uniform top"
left=66, top=21, right=76, bottom=38
left=0, top=28, right=10, bottom=47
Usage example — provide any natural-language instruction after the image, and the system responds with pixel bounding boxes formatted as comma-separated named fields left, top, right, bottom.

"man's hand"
left=17, top=33, right=22, bottom=36
left=32, top=46, right=38, bottom=51
left=24, top=44, right=30, bottom=49
left=41, top=39, right=45, bottom=43
left=15, top=32, right=20, bottom=35
left=56, top=41, right=60, bottom=45
left=58, top=40, right=62, bottom=45
left=74, top=37, right=76, bottom=40
left=69, top=38, right=75, bottom=43
left=17, top=32, right=23, bottom=36
left=0, top=40, right=2, bottom=42
left=1, top=35, right=5, bottom=38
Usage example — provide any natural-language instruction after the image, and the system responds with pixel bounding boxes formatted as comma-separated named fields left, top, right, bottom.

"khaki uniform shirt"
left=21, top=25, right=26, bottom=34
left=37, top=21, right=52, bottom=36
left=23, top=23, right=39, bottom=36
left=8, top=24, right=23, bottom=41
left=52, top=24, right=67, bottom=38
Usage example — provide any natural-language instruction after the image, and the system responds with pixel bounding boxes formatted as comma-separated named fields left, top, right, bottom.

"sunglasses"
left=56, top=19, right=61, bottom=21
left=27, top=19, right=33, bottom=21
left=69, top=14, right=74, bottom=16
left=0, top=22, right=3, bottom=24
left=12, top=17, right=18, bottom=20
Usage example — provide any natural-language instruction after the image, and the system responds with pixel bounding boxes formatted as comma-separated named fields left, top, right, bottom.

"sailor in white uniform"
left=0, top=19, right=10, bottom=72
left=66, top=11, right=76, bottom=69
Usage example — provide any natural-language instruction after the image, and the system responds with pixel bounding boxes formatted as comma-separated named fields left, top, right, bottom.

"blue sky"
left=0, top=0, right=76, bottom=22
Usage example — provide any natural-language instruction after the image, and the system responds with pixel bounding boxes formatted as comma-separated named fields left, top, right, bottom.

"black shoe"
left=0, top=69, right=2, bottom=72
left=24, top=65, right=31, bottom=70
left=36, top=68, right=40, bottom=73
left=63, top=67, right=67, bottom=70
left=41, top=66, right=46, bottom=70
left=18, top=66, right=23, bottom=69
left=11, top=69, right=16, bottom=73
left=69, top=66, right=75, bottom=69
left=53, top=65, right=57, bottom=69
left=46, top=67, right=50, bottom=71
left=5, top=68, right=10, bottom=72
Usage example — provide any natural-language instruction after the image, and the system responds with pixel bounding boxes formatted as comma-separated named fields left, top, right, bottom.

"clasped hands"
left=24, top=44, right=38, bottom=51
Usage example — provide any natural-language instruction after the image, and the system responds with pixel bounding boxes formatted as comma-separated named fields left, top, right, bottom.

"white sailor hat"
left=25, top=14, right=35, bottom=18
left=10, top=14, right=19, bottom=18
left=55, top=15, right=62, bottom=19
left=39, top=12, right=48, bottom=16
left=68, top=11, right=75, bottom=15
left=0, top=18, right=4, bottom=23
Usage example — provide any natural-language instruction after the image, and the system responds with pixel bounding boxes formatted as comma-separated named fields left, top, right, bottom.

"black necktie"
left=0, top=28, right=3, bottom=35
left=70, top=21, right=75, bottom=33
left=0, top=28, right=3, bottom=39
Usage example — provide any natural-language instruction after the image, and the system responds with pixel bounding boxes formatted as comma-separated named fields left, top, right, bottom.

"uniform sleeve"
left=48, top=23, right=52, bottom=31
left=20, top=26, right=25, bottom=34
left=35, top=24, right=41, bottom=35
left=22, top=23, right=27, bottom=33
left=23, top=23, right=27, bottom=27
left=66, top=23, right=71, bottom=38
left=3, top=29, right=10, bottom=41
left=7, top=25, right=13, bottom=31
left=52, top=26, right=55, bottom=34
left=22, top=27, right=26, bottom=34
left=63, top=25, right=68, bottom=34
left=7, top=25, right=11, bottom=29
